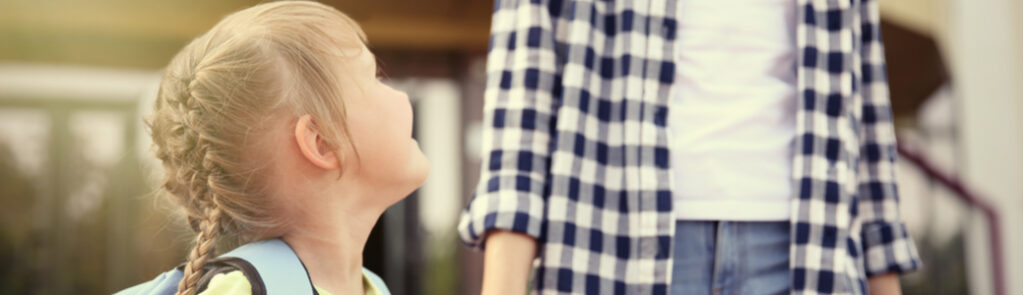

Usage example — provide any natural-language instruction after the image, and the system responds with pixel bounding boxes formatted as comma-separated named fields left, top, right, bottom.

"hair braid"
left=168, top=71, right=228, bottom=295
left=176, top=205, right=222, bottom=295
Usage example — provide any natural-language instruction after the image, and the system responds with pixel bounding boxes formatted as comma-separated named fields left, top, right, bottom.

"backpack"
left=115, top=239, right=390, bottom=295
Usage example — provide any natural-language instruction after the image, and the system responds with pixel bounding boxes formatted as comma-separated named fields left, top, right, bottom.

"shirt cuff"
left=861, top=221, right=922, bottom=276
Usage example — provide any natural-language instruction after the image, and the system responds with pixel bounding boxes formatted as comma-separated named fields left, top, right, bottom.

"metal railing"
left=897, top=138, right=1005, bottom=295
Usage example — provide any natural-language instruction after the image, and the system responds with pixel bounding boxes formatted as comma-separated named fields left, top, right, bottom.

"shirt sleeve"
left=198, top=271, right=252, bottom=295
left=855, top=0, right=923, bottom=277
left=457, top=0, right=562, bottom=250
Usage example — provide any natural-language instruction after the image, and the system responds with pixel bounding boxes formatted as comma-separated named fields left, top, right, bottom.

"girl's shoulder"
left=199, top=268, right=390, bottom=295
left=310, top=269, right=390, bottom=295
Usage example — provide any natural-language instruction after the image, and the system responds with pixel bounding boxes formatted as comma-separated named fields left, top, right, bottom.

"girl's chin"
left=412, top=152, right=430, bottom=186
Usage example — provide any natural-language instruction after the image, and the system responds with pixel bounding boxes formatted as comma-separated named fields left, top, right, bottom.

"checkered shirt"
left=457, top=0, right=922, bottom=294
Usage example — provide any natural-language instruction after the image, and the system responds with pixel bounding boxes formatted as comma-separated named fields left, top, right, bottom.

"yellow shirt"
left=199, top=270, right=384, bottom=295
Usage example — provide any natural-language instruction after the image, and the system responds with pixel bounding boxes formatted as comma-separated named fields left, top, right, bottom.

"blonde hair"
left=146, top=2, right=367, bottom=294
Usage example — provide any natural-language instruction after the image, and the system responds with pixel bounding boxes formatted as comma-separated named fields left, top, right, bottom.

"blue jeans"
left=671, top=221, right=791, bottom=295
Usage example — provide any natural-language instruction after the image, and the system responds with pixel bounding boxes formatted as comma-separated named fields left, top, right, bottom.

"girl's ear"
left=294, top=114, right=340, bottom=170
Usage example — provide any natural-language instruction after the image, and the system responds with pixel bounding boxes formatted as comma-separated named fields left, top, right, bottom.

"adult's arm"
left=855, top=0, right=922, bottom=284
left=457, top=0, right=562, bottom=291
left=481, top=231, right=538, bottom=295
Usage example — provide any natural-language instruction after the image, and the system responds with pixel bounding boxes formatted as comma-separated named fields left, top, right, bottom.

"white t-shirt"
left=670, top=0, right=799, bottom=221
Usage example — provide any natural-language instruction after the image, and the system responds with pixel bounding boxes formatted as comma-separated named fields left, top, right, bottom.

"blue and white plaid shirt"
left=458, top=0, right=921, bottom=293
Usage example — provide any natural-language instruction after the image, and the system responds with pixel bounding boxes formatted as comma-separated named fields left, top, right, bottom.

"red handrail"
left=896, top=139, right=1005, bottom=295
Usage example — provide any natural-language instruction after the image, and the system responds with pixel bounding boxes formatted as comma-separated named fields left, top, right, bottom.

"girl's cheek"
left=387, top=90, right=412, bottom=135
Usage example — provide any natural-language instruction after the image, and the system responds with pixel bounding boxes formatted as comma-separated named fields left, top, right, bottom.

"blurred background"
left=0, top=0, right=1019, bottom=294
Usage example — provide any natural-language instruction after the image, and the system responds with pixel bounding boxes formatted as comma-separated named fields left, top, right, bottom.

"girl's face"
left=335, top=46, right=429, bottom=200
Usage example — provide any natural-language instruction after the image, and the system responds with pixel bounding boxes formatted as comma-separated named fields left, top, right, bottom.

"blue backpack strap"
left=218, top=238, right=316, bottom=295
left=114, top=268, right=184, bottom=295
left=362, top=268, right=391, bottom=295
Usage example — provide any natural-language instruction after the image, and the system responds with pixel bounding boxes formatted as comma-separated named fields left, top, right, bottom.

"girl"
left=139, top=1, right=427, bottom=294
left=458, top=0, right=920, bottom=294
